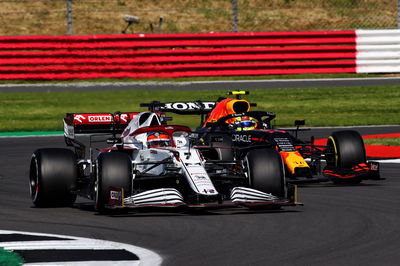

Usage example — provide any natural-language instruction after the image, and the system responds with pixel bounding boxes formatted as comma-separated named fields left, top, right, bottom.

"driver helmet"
left=147, top=132, right=170, bottom=148
left=234, top=116, right=256, bottom=131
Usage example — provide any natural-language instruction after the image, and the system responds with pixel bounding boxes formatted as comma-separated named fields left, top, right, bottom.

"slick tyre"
left=245, top=148, right=285, bottom=198
left=214, top=134, right=234, bottom=161
left=326, top=130, right=366, bottom=169
left=96, top=152, right=132, bottom=214
left=29, top=148, right=77, bottom=207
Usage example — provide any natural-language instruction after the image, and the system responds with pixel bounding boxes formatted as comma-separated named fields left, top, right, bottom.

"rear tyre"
left=29, top=148, right=77, bottom=207
left=96, top=152, right=132, bottom=214
left=245, top=148, right=285, bottom=198
left=213, top=134, right=234, bottom=161
left=326, top=130, right=366, bottom=168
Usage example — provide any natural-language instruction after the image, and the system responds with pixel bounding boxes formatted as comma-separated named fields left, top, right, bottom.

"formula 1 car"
left=29, top=111, right=300, bottom=213
left=141, top=91, right=380, bottom=184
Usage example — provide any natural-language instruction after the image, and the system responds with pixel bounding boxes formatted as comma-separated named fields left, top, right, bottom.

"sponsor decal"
left=110, top=190, right=122, bottom=200
left=189, top=171, right=207, bottom=175
left=274, top=137, right=296, bottom=151
left=369, top=162, right=379, bottom=171
left=192, top=175, right=213, bottom=186
left=108, top=188, right=123, bottom=206
left=202, top=189, right=215, bottom=194
left=72, top=113, right=136, bottom=125
left=88, top=115, right=113, bottom=123
left=164, top=102, right=215, bottom=111
left=232, top=134, right=252, bottom=143
left=120, top=114, right=129, bottom=123
left=74, top=114, right=86, bottom=123
left=211, top=136, right=224, bottom=142
left=186, top=166, right=218, bottom=194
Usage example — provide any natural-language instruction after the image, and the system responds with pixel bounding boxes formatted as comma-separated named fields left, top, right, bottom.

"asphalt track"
left=1, top=127, right=400, bottom=265
left=1, top=76, right=400, bottom=92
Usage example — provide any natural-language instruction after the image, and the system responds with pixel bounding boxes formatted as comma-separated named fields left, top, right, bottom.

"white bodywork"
left=130, top=143, right=218, bottom=196
left=111, top=112, right=282, bottom=206
left=120, top=112, right=162, bottom=149
left=119, top=112, right=218, bottom=197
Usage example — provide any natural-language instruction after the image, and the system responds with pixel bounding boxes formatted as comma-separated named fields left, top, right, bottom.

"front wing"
left=105, top=185, right=302, bottom=211
left=287, top=161, right=381, bottom=184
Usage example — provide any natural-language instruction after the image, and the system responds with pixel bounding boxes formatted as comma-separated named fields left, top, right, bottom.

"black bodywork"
left=141, top=100, right=380, bottom=184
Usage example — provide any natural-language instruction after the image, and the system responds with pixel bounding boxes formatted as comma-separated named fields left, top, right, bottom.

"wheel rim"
left=95, top=161, right=102, bottom=209
left=326, top=136, right=338, bottom=167
left=243, top=156, right=252, bottom=187
left=29, top=156, right=39, bottom=202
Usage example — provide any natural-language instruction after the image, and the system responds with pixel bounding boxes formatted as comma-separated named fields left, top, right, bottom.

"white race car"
left=29, top=111, right=300, bottom=213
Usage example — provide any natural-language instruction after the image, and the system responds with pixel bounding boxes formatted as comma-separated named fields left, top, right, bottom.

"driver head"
left=233, top=116, right=256, bottom=131
left=147, top=132, right=170, bottom=148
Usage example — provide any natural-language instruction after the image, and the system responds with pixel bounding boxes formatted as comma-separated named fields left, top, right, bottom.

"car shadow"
left=73, top=202, right=301, bottom=218
left=298, top=182, right=384, bottom=188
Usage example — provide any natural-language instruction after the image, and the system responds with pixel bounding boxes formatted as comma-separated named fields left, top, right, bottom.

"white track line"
left=0, top=230, right=162, bottom=266
left=371, top=159, right=400, bottom=163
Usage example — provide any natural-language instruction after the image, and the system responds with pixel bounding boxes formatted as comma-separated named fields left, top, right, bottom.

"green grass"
left=364, top=138, right=400, bottom=146
left=0, top=248, right=24, bottom=266
left=1, top=86, right=399, bottom=132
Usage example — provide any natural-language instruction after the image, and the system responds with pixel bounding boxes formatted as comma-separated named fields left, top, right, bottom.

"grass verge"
left=1, top=85, right=399, bottom=132
left=0, top=248, right=24, bottom=266
left=364, top=138, right=400, bottom=146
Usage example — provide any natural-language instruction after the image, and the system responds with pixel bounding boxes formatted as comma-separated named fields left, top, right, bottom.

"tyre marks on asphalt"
left=0, top=230, right=162, bottom=265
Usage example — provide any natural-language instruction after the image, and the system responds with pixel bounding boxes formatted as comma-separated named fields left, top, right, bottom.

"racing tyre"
left=96, top=152, right=132, bottom=214
left=29, top=148, right=77, bottom=207
left=214, top=134, right=234, bottom=161
left=245, top=148, right=285, bottom=198
left=326, top=130, right=366, bottom=168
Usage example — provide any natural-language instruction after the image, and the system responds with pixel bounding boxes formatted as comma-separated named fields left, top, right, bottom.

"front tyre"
left=96, top=152, right=132, bottom=213
left=326, top=130, right=366, bottom=184
left=29, top=148, right=77, bottom=207
left=245, top=148, right=285, bottom=198
left=326, top=130, right=366, bottom=168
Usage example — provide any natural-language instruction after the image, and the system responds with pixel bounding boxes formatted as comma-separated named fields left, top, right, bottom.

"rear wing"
left=140, top=100, right=258, bottom=127
left=140, top=100, right=257, bottom=115
left=63, top=112, right=139, bottom=139
left=140, top=91, right=258, bottom=115
left=140, top=101, right=216, bottom=115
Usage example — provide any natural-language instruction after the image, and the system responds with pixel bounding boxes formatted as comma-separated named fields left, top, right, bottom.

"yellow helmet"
left=234, top=116, right=256, bottom=131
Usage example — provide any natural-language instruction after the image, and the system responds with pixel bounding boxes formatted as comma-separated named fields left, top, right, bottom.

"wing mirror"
left=294, top=120, right=305, bottom=126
